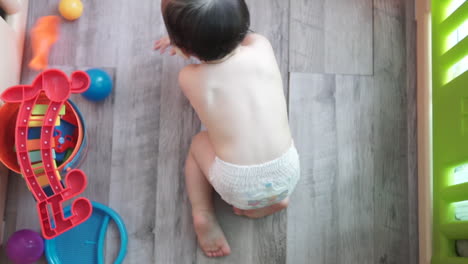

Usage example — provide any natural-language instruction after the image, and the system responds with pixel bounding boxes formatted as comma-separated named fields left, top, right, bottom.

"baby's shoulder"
left=178, top=64, right=201, bottom=88
left=179, top=63, right=199, bottom=76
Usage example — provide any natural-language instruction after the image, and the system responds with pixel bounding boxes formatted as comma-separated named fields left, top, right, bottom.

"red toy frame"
left=1, top=69, right=92, bottom=239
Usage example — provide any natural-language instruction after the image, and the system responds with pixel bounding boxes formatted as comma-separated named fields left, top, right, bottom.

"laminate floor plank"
left=290, top=0, right=373, bottom=75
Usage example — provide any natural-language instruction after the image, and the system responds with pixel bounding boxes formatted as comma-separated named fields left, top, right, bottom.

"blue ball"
left=82, top=68, right=113, bottom=101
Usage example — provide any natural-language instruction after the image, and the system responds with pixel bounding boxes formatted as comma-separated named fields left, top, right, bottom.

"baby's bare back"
left=180, top=37, right=292, bottom=165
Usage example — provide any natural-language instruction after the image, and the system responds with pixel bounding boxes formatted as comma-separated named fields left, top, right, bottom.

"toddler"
left=155, top=0, right=300, bottom=258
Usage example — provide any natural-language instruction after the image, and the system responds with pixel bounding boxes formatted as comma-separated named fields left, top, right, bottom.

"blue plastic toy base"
left=45, top=201, right=128, bottom=264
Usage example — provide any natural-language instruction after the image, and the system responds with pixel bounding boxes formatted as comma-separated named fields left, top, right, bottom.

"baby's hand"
left=154, top=36, right=176, bottom=56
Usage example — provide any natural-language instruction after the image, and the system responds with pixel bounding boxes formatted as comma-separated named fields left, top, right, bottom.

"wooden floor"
left=0, top=0, right=418, bottom=263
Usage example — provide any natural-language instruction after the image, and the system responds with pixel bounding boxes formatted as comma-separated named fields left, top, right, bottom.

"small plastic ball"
left=59, top=0, right=83, bottom=21
left=82, top=68, right=113, bottom=102
left=6, top=229, right=44, bottom=264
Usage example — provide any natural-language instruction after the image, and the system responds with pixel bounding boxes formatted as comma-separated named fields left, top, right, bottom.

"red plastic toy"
left=53, top=129, right=76, bottom=153
left=0, top=69, right=92, bottom=239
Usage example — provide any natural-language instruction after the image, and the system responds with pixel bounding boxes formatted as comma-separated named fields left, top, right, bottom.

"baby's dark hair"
left=162, top=0, right=250, bottom=61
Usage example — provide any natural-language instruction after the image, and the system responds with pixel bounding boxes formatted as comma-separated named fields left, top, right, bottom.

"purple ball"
left=6, top=229, right=44, bottom=264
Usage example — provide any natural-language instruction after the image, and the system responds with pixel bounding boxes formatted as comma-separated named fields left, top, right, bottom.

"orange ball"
left=59, top=0, right=83, bottom=21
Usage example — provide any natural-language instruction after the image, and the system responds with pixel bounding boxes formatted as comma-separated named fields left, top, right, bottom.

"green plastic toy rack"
left=432, top=0, right=468, bottom=263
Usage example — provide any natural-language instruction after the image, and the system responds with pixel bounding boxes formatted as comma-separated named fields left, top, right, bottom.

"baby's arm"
left=178, top=64, right=200, bottom=101
left=154, top=36, right=176, bottom=56
left=154, top=36, right=190, bottom=59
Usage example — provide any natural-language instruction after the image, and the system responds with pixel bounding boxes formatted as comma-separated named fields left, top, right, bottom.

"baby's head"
left=162, top=0, right=250, bottom=62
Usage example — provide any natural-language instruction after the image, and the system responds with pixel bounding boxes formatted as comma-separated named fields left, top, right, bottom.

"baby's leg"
left=185, top=131, right=231, bottom=257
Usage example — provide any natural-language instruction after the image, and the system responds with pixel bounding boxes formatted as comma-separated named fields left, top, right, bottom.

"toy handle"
left=95, top=202, right=128, bottom=264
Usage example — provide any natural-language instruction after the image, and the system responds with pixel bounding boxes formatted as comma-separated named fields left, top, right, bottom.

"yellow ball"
left=59, top=0, right=83, bottom=21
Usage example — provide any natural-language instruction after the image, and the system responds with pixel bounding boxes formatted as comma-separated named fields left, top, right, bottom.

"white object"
left=0, top=0, right=28, bottom=246
left=208, top=143, right=300, bottom=210
left=0, top=0, right=28, bottom=97
left=416, top=0, right=432, bottom=263
left=0, top=0, right=21, bottom=14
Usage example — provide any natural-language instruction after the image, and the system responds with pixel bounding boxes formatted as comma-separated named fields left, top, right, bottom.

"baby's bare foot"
left=193, top=210, right=231, bottom=258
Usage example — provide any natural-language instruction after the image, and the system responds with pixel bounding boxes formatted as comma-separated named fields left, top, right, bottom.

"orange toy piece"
left=29, top=16, right=61, bottom=71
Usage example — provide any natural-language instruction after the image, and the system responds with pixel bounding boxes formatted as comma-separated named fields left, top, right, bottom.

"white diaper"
left=208, top=144, right=300, bottom=210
